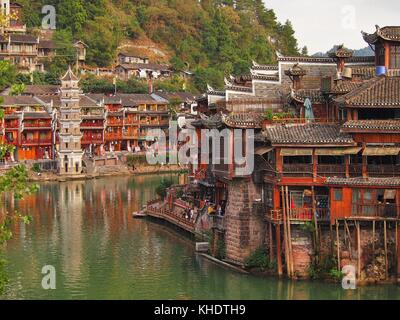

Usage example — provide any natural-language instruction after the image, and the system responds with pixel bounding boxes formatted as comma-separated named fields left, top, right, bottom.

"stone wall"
left=224, top=178, right=265, bottom=265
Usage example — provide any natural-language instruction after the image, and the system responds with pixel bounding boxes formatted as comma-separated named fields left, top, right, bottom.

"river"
left=1, top=174, right=400, bottom=300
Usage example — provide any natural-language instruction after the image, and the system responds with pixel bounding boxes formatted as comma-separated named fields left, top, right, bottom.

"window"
left=390, top=45, right=400, bottom=69
left=334, top=189, right=343, bottom=201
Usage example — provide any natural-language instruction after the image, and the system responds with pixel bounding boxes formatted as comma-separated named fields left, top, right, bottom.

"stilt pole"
left=336, top=219, right=340, bottom=271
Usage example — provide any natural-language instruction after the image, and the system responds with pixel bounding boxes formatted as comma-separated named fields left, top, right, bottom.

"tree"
left=0, top=61, right=17, bottom=91
left=9, top=83, right=26, bottom=96
left=301, top=46, right=309, bottom=56
left=56, top=0, right=88, bottom=35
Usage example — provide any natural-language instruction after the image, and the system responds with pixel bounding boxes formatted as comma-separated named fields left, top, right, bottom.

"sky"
left=264, top=0, right=400, bottom=54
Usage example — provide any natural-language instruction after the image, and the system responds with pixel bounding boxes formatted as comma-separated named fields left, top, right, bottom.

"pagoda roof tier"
left=362, top=25, right=400, bottom=44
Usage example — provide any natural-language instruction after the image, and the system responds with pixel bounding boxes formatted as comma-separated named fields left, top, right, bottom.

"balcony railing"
left=21, top=138, right=52, bottom=145
left=81, top=122, right=104, bottom=128
left=282, top=164, right=313, bottom=177
left=266, top=208, right=330, bottom=222
left=317, top=164, right=346, bottom=177
left=82, top=137, right=103, bottom=144
left=210, top=215, right=225, bottom=230
left=367, top=164, right=400, bottom=177
left=105, top=133, right=123, bottom=140
left=24, top=122, right=52, bottom=129
left=352, top=204, right=399, bottom=218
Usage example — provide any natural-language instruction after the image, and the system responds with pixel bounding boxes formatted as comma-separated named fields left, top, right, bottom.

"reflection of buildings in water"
left=58, top=181, right=84, bottom=281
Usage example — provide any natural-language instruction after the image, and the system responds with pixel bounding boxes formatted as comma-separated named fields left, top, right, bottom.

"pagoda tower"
left=58, top=67, right=83, bottom=175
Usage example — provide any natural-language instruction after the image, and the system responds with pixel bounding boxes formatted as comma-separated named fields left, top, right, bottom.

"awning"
left=363, top=147, right=400, bottom=156
left=343, top=147, right=363, bottom=155
left=315, top=148, right=346, bottom=156
left=255, top=146, right=273, bottom=156
left=280, top=148, right=313, bottom=156
left=315, top=147, right=362, bottom=156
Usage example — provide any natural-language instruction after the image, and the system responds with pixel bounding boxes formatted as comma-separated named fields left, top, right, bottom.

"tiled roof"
left=116, top=63, right=170, bottom=71
left=38, top=40, right=55, bottom=49
left=263, top=123, right=355, bottom=146
left=24, top=85, right=60, bottom=96
left=335, top=76, right=400, bottom=108
left=23, top=112, right=52, bottom=119
left=278, top=55, right=374, bottom=64
left=363, top=26, right=400, bottom=44
left=191, top=114, right=224, bottom=129
left=291, top=89, right=326, bottom=104
left=329, top=45, right=353, bottom=58
left=284, top=63, right=307, bottom=77
left=326, top=177, right=400, bottom=187
left=0, top=34, right=38, bottom=44
left=225, top=85, right=253, bottom=93
left=342, top=120, right=400, bottom=132
left=251, top=63, right=278, bottom=71
left=331, top=81, right=361, bottom=94
left=36, top=95, right=99, bottom=107
left=351, top=66, right=376, bottom=80
left=0, top=96, right=44, bottom=106
left=61, top=67, right=79, bottom=81
left=223, top=113, right=264, bottom=129
left=251, top=74, right=280, bottom=81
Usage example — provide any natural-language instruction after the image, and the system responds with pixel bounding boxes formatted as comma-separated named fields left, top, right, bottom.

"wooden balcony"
left=105, top=133, right=123, bottom=141
left=107, top=120, right=124, bottom=127
left=24, top=122, right=52, bottom=129
left=21, top=138, right=52, bottom=146
left=317, top=164, right=346, bottom=177
left=82, top=136, right=103, bottom=144
left=352, top=204, right=399, bottom=219
left=81, top=122, right=104, bottom=128
left=266, top=208, right=330, bottom=223
left=282, top=164, right=313, bottom=177
left=367, top=164, right=400, bottom=177
left=349, top=164, right=362, bottom=177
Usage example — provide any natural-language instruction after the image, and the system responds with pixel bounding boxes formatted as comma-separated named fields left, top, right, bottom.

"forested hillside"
left=17, top=0, right=301, bottom=91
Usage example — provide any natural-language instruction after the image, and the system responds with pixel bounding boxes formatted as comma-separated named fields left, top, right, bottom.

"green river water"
left=1, top=174, right=400, bottom=300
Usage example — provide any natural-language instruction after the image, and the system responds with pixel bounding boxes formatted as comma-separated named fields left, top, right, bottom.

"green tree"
left=9, top=83, right=26, bottom=96
left=0, top=61, right=17, bottom=91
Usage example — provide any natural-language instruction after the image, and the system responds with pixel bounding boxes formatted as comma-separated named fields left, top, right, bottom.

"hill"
left=17, top=0, right=300, bottom=92
left=313, top=45, right=374, bottom=57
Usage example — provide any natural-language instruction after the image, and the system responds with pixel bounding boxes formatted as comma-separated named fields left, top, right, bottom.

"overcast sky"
left=264, top=0, right=400, bottom=54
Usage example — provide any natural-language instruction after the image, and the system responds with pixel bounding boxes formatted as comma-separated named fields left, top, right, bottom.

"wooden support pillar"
left=276, top=224, right=283, bottom=277
left=336, top=219, right=340, bottom=270
left=357, top=222, right=362, bottom=280
left=345, top=155, right=350, bottom=178
left=384, top=220, right=388, bottom=280
left=282, top=187, right=290, bottom=278
left=269, top=222, right=274, bottom=264
left=285, top=186, right=294, bottom=277
left=312, top=150, right=317, bottom=181
left=362, top=155, right=367, bottom=178
left=396, top=222, right=400, bottom=280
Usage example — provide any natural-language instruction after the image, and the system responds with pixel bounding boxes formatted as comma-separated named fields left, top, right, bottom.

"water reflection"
left=1, top=174, right=400, bottom=300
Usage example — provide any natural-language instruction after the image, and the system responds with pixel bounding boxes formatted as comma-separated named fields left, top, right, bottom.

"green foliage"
left=155, top=179, right=174, bottom=199
left=22, top=0, right=300, bottom=92
left=9, top=83, right=26, bottom=96
left=308, top=254, right=341, bottom=280
left=31, top=163, right=41, bottom=173
left=126, top=154, right=147, bottom=168
left=0, top=61, right=17, bottom=91
left=245, top=247, right=270, bottom=270
left=0, top=164, right=37, bottom=294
